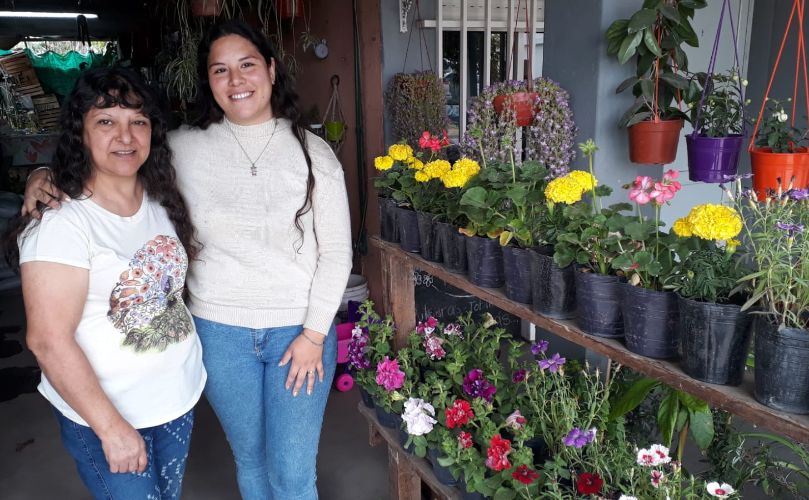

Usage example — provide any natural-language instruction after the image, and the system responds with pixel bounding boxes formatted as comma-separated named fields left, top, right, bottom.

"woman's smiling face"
left=207, top=34, right=275, bottom=125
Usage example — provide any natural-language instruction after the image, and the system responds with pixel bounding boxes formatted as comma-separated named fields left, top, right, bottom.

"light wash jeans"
left=55, top=408, right=194, bottom=500
left=194, top=317, right=337, bottom=500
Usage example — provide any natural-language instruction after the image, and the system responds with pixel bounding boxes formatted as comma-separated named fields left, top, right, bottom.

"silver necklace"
left=225, top=119, right=277, bottom=176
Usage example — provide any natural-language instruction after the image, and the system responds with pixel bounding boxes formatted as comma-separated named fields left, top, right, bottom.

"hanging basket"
left=628, top=119, right=683, bottom=165
left=278, top=0, right=305, bottom=19
left=492, top=92, right=539, bottom=127
left=686, top=134, right=744, bottom=183
left=750, top=147, right=809, bottom=200
left=324, top=121, right=346, bottom=142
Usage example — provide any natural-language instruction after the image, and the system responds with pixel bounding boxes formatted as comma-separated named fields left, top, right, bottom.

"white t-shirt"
left=19, top=194, right=206, bottom=429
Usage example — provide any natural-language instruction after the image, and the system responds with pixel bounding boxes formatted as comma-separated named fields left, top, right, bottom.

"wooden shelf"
left=357, top=403, right=462, bottom=500
left=371, top=236, right=809, bottom=445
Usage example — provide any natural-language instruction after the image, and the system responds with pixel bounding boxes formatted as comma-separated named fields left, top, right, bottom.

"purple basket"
left=686, top=134, right=743, bottom=183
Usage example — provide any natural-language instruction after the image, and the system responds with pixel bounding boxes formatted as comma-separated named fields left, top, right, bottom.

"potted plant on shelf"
left=606, top=0, right=707, bottom=164
left=724, top=179, right=809, bottom=413
left=385, top=71, right=448, bottom=151
left=611, top=170, right=683, bottom=359
left=686, top=69, right=748, bottom=182
left=666, top=202, right=753, bottom=386
left=749, top=98, right=809, bottom=200
left=554, top=140, right=634, bottom=337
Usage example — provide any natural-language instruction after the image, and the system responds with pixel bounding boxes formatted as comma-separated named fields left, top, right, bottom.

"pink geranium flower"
left=375, top=356, right=405, bottom=391
left=628, top=175, right=654, bottom=205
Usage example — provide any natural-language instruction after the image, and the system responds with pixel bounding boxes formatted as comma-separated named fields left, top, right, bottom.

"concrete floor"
left=0, top=292, right=389, bottom=500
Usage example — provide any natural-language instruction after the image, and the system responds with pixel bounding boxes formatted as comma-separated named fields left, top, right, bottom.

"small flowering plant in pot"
left=685, top=69, right=749, bottom=183
left=750, top=97, right=809, bottom=199
left=724, top=180, right=809, bottom=412
left=666, top=203, right=753, bottom=386
left=349, top=301, right=400, bottom=413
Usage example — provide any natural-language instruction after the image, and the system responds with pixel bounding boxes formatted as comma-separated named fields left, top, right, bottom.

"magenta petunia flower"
left=463, top=368, right=496, bottom=402
left=375, top=356, right=405, bottom=391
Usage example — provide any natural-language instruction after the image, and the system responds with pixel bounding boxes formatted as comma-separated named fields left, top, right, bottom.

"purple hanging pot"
left=686, top=134, right=744, bottom=183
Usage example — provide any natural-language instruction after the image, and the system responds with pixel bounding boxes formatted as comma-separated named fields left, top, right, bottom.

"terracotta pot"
left=278, top=0, right=305, bottom=18
left=750, top=147, right=809, bottom=200
left=627, top=119, right=684, bottom=165
left=492, top=92, right=539, bottom=127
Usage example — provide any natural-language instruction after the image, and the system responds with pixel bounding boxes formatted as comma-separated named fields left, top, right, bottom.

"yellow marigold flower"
left=441, top=170, right=470, bottom=188
left=686, top=204, right=743, bottom=241
left=414, top=171, right=430, bottom=182
left=374, top=155, right=394, bottom=171
left=568, top=170, right=597, bottom=191
left=408, top=158, right=425, bottom=170
left=423, top=160, right=451, bottom=179
left=388, top=144, right=413, bottom=161
left=453, top=158, right=481, bottom=177
left=545, top=176, right=584, bottom=204
left=672, top=218, right=693, bottom=237
left=726, top=239, right=741, bottom=252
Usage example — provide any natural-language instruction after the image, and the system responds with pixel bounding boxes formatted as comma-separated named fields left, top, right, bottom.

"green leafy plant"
left=686, top=69, right=748, bottom=137
left=606, top=0, right=707, bottom=127
left=753, top=97, right=809, bottom=153
left=385, top=71, right=448, bottom=151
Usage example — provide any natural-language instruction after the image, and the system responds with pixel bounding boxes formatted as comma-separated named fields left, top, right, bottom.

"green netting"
left=24, top=49, right=117, bottom=98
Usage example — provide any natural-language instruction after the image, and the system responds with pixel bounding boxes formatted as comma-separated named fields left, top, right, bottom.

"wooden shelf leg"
left=381, top=249, right=416, bottom=348
left=388, top=443, right=420, bottom=500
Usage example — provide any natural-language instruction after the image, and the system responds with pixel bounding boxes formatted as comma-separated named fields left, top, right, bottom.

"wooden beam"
left=370, top=237, right=809, bottom=444
left=382, top=247, right=417, bottom=348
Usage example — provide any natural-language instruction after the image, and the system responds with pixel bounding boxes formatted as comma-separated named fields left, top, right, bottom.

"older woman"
left=8, top=67, right=206, bottom=499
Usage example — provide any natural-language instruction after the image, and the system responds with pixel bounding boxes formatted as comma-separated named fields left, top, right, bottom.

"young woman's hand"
left=279, top=329, right=326, bottom=397
left=98, top=419, right=148, bottom=474
left=22, top=167, right=66, bottom=218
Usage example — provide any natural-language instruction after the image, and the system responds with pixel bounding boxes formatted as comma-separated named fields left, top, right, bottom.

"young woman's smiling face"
left=207, top=34, right=276, bottom=126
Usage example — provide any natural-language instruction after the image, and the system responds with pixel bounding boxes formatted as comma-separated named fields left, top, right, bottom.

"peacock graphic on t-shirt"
left=107, top=235, right=193, bottom=353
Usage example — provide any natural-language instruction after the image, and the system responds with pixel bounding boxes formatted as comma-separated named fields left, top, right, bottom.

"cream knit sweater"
left=168, top=118, right=353, bottom=335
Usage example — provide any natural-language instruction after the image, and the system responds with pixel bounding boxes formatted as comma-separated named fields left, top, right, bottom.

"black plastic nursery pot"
left=465, top=235, right=504, bottom=288
left=427, top=448, right=459, bottom=486
left=678, top=296, right=753, bottom=386
left=394, top=206, right=421, bottom=253
left=399, top=428, right=414, bottom=454
left=374, top=405, right=403, bottom=429
left=459, top=475, right=486, bottom=500
left=528, top=246, right=576, bottom=319
left=575, top=269, right=624, bottom=338
left=358, top=386, right=375, bottom=409
left=416, top=211, right=442, bottom=262
left=378, top=197, right=398, bottom=243
left=502, top=245, right=533, bottom=304
left=754, top=316, right=809, bottom=414
left=436, top=222, right=467, bottom=273
left=621, top=284, right=679, bottom=359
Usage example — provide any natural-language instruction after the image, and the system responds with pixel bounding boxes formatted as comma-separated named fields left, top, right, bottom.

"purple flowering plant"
left=722, top=178, right=809, bottom=329
left=351, top=300, right=401, bottom=407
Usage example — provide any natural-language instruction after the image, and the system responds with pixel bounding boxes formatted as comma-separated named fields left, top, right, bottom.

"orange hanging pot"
left=493, top=92, right=539, bottom=127
left=750, top=147, right=809, bottom=200
left=627, top=119, right=684, bottom=165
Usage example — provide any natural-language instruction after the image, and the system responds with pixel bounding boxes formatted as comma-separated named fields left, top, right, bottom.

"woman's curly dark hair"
left=4, top=66, right=200, bottom=267
left=193, top=19, right=314, bottom=247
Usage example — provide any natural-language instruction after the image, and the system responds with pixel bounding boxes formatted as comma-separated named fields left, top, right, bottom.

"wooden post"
left=388, top=445, right=420, bottom=500
left=381, top=247, right=416, bottom=348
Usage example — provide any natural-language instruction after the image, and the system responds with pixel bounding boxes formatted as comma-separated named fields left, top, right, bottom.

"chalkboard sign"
left=413, top=268, right=523, bottom=337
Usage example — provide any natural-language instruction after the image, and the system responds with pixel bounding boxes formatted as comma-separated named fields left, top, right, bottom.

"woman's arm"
left=22, top=261, right=147, bottom=473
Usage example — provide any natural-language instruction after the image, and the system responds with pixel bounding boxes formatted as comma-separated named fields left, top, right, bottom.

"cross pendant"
left=250, top=164, right=257, bottom=176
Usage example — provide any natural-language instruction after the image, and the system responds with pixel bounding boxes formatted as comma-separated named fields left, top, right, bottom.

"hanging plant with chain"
left=462, top=78, right=577, bottom=178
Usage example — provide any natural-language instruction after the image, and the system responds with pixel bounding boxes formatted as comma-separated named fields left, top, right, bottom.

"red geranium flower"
left=576, top=472, right=603, bottom=495
left=512, top=464, right=539, bottom=485
left=485, top=434, right=512, bottom=471
left=445, top=399, right=474, bottom=429
left=458, top=431, right=473, bottom=449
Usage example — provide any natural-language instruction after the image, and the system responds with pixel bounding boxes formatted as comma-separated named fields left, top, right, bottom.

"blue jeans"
left=194, top=318, right=337, bottom=500
left=55, top=408, right=193, bottom=500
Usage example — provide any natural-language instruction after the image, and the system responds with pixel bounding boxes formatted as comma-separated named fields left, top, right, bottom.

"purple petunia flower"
left=538, top=353, right=566, bottom=373
left=562, top=427, right=597, bottom=448
left=463, top=368, right=497, bottom=402
left=776, top=222, right=805, bottom=236
left=788, top=188, right=809, bottom=201
left=512, top=369, right=527, bottom=383
left=347, top=326, right=371, bottom=370
left=531, top=340, right=549, bottom=356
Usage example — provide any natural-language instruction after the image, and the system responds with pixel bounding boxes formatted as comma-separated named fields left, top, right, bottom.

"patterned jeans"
left=54, top=408, right=194, bottom=500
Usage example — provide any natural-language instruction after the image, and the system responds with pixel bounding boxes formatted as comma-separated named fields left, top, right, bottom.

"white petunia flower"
left=401, top=397, right=437, bottom=436
left=618, top=496, right=638, bottom=500
left=706, top=481, right=736, bottom=498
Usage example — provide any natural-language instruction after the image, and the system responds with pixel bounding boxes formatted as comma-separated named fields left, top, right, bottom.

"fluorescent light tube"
left=0, top=11, right=98, bottom=19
